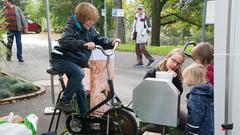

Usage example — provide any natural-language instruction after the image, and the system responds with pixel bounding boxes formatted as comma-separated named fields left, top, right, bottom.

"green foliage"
left=0, top=9, right=7, bottom=63
left=10, top=0, right=28, bottom=11
left=22, top=0, right=213, bottom=45
left=10, top=82, right=37, bottom=96
left=24, top=0, right=45, bottom=24
left=0, top=89, right=11, bottom=99
left=24, top=0, right=116, bottom=37
left=0, top=76, right=39, bottom=99
left=94, top=0, right=115, bottom=37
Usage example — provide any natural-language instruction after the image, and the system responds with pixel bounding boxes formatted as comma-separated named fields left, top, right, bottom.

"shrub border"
left=0, top=72, right=46, bottom=104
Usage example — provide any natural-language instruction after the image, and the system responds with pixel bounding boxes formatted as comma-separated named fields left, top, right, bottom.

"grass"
left=117, top=44, right=193, bottom=56
left=0, top=76, right=39, bottom=99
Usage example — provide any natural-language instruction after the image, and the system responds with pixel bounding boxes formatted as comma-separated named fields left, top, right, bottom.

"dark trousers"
left=135, top=43, right=154, bottom=64
left=7, top=31, right=23, bottom=60
left=51, top=58, right=88, bottom=114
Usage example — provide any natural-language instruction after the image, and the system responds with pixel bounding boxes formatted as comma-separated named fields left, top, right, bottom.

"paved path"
left=0, top=33, right=193, bottom=134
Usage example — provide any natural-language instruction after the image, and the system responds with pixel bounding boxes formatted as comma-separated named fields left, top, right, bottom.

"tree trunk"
left=114, top=0, right=126, bottom=43
left=151, top=0, right=161, bottom=46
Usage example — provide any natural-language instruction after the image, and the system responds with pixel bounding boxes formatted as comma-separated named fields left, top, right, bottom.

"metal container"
left=133, top=78, right=180, bottom=127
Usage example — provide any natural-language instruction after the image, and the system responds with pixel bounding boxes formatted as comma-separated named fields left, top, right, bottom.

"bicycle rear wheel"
left=101, top=108, right=138, bottom=135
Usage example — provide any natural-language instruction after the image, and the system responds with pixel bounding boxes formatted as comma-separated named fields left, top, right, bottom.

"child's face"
left=83, top=20, right=94, bottom=30
left=166, top=54, right=184, bottom=71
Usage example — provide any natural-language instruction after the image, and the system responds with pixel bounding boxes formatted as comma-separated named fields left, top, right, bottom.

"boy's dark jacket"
left=51, top=15, right=113, bottom=68
left=185, top=83, right=214, bottom=135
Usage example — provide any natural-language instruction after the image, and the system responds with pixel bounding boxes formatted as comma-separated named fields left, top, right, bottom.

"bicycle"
left=65, top=43, right=138, bottom=135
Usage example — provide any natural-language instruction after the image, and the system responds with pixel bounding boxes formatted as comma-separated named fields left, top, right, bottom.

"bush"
left=0, top=89, right=11, bottom=99
left=10, top=82, right=37, bottom=96
left=0, top=75, right=38, bottom=99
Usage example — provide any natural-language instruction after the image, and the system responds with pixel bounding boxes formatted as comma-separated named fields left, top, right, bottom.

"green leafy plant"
left=0, top=89, right=11, bottom=99
left=0, top=9, right=7, bottom=63
left=0, top=76, right=38, bottom=99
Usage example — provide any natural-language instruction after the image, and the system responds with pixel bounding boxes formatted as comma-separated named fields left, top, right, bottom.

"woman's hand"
left=84, top=42, right=96, bottom=50
left=168, top=70, right=177, bottom=78
left=112, top=38, right=121, bottom=46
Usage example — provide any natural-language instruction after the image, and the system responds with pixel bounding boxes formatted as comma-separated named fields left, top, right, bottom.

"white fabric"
left=132, top=13, right=151, bottom=44
left=0, top=114, right=38, bottom=135
left=25, top=114, right=38, bottom=132
left=0, top=123, right=32, bottom=135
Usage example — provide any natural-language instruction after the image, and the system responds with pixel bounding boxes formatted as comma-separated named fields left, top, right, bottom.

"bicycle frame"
left=84, top=43, right=119, bottom=115
left=66, top=42, right=138, bottom=135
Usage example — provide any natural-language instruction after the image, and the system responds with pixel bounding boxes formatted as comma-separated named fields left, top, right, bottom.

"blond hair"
left=183, top=63, right=208, bottom=86
left=156, top=48, right=185, bottom=80
left=75, top=2, right=99, bottom=24
left=192, top=42, right=214, bottom=66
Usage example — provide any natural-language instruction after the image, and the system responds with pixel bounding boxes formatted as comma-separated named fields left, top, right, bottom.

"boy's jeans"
left=51, top=58, right=88, bottom=114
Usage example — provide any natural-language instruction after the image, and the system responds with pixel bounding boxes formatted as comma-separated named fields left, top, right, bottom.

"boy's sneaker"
left=146, top=60, right=155, bottom=67
left=133, top=63, right=144, bottom=68
left=56, top=99, right=75, bottom=113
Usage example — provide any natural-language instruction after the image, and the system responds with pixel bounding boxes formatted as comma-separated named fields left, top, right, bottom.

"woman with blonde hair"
left=139, top=48, right=185, bottom=134
left=183, top=63, right=214, bottom=135
left=144, top=48, right=185, bottom=94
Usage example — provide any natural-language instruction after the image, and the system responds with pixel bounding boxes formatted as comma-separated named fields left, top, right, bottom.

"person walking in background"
left=3, top=0, right=27, bottom=62
left=131, top=4, right=155, bottom=68
left=182, top=63, right=214, bottom=135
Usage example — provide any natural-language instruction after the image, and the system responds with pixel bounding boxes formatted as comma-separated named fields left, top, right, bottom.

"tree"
left=24, top=0, right=116, bottom=37
left=114, top=0, right=126, bottom=43
left=146, top=0, right=204, bottom=45
left=151, top=0, right=163, bottom=45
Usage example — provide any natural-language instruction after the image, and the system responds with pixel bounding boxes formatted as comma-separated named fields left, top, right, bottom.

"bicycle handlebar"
left=95, top=42, right=120, bottom=56
left=183, top=42, right=196, bottom=59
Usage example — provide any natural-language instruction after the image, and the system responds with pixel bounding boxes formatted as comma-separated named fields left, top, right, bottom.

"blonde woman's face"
left=166, top=54, right=184, bottom=71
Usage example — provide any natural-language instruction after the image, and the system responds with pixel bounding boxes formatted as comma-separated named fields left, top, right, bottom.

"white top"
left=132, top=13, right=151, bottom=44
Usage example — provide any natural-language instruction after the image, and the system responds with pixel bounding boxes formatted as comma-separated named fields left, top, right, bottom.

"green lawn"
left=117, top=44, right=192, bottom=56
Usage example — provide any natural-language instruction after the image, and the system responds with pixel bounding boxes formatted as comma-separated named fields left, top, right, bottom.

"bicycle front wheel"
left=66, top=114, right=83, bottom=134
left=101, top=108, right=138, bottom=135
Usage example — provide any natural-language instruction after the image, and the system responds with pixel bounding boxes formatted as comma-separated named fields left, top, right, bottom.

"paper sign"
left=112, top=9, right=124, bottom=17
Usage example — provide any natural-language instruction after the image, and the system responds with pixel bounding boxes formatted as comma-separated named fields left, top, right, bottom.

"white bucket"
left=156, top=71, right=173, bottom=82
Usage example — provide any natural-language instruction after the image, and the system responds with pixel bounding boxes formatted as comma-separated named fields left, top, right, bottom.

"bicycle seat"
left=46, top=67, right=64, bottom=76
